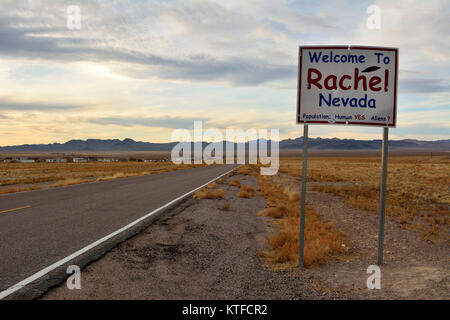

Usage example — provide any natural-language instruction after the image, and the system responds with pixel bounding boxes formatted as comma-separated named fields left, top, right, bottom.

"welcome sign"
left=297, top=46, right=398, bottom=127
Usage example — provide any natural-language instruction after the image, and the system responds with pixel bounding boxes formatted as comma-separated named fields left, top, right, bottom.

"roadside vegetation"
left=238, top=185, right=255, bottom=198
left=279, top=155, right=450, bottom=243
left=0, top=162, right=203, bottom=194
left=257, top=177, right=348, bottom=267
left=219, top=203, right=230, bottom=211
left=193, top=185, right=226, bottom=199
left=228, top=179, right=241, bottom=187
left=234, top=165, right=348, bottom=267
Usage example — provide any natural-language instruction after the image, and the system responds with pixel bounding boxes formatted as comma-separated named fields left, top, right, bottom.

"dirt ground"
left=276, top=173, right=449, bottom=299
left=42, top=171, right=449, bottom=300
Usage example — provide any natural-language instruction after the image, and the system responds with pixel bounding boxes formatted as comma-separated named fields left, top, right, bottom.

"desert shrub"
left=257, top=206, right=286, bottom=219
left=52, top=178, right=85, bottom=187
left=237, top=165, right=253, bottom=175
left=238, top=185, right=255, bottom=198
left=280, top=156, right=450, bottom=242
left=207, top=182, right=218, bottom=189
left=193, top=188, right=225, bottom=199
left=283, top=188, right=301, bottom=202
left=229, top=179, right=241, bottom=187
left=256, top=173, right=347, bottom=267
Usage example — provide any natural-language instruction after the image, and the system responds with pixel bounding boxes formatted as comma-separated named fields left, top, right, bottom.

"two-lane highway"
left=0, top=164, right=236, bottom=299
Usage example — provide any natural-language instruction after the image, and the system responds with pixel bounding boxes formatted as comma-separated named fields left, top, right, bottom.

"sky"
left=0, top=0, right=449, bottom=145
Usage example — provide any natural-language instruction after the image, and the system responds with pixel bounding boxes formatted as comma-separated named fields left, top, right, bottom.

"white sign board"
left=297, top=46, right=398, bottom=127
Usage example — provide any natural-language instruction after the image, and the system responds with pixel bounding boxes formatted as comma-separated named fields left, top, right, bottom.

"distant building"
left=98, top=158, right=118, bottom=162
left=73, top=157, right=88, bottom=163
left=18, top=157, right=35, bottom=163
left=46, top=158, right=67, bottom=163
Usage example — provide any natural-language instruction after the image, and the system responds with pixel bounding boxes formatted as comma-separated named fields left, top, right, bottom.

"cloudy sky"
left=0, top=0, right=449, bottom=145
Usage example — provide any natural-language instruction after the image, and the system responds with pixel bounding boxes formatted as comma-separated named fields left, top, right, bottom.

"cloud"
left=0, top=0, right=449, bottom=143
left=0, top=11, right=295, bottom=85
left=87, top=116, right=210, bottom=129
left=1, top=0, right=448, bottom=88
left=400, top=79, right=450, bottom=93
left=0, top=1, right=298, bottom=85
left=119, top=55, right=295, bottom=85
left=0, top=98, right=84, bottom=111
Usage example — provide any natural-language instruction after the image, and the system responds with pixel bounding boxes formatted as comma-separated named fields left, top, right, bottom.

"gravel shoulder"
left=42, top=172, right=324, bottom=299
left=42, top=171, right=449, bottom=300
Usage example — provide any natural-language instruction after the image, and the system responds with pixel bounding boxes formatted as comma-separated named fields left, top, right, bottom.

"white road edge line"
left=0, top=166, right=237, bottom=299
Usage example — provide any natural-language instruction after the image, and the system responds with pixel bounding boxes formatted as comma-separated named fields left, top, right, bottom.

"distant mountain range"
left=0, top=137, right=448, bottom=152
left=279, top=137, right=450, bottom=150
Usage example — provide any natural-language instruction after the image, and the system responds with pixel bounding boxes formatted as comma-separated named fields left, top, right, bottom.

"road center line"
left=0, top=205, right=32, bottom=215
left=0, top=166, right=236, bottom=299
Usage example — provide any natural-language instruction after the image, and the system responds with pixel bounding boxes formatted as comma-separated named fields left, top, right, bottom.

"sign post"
left=298, top=124, right=308, bottom=268
left=377, top=127, right=389, bottom=265
left=296, top=45, right=398, bottom=268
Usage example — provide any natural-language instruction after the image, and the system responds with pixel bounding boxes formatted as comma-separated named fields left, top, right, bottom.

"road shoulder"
left=42, top=172, right=325, bottom=299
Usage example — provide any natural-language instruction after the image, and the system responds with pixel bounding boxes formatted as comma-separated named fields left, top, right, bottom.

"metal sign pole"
left=377, top=127, right=389, bottom=265
left=298, top=124, right=309, bottom=268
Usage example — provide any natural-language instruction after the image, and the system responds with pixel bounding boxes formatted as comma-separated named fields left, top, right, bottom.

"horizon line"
left=1, top=136, right=449, bottom=148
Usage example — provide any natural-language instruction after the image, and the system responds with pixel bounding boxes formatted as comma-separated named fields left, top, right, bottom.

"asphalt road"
left=0, top=164, right=236, bottom=298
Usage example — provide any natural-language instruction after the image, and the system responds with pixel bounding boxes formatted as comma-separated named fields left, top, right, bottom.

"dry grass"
left=256, top=172, right=348, bottom=267
left=95, top=172, right=137, bottom=181
left=207, top=182, right=218, bottom=189
left=279, top=155, right=450, bottom=243
left=193, top=187, right=225, bottom=200
left=219, top=203, right=230, bottom=211
left=283, top=188, right=301, bottom=202
left=257, top=206, right=286, bottom=219
left=0, top=161, right=204, bottom=194
left=0, top=185, right=42, bottom=194
left=236, top=165, right=253, bottom=175
left=229, top=179, right=241, bottom=187
left=237, top=184, right=255, bottom=198
left=52, top=178, right=85, bottom=187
